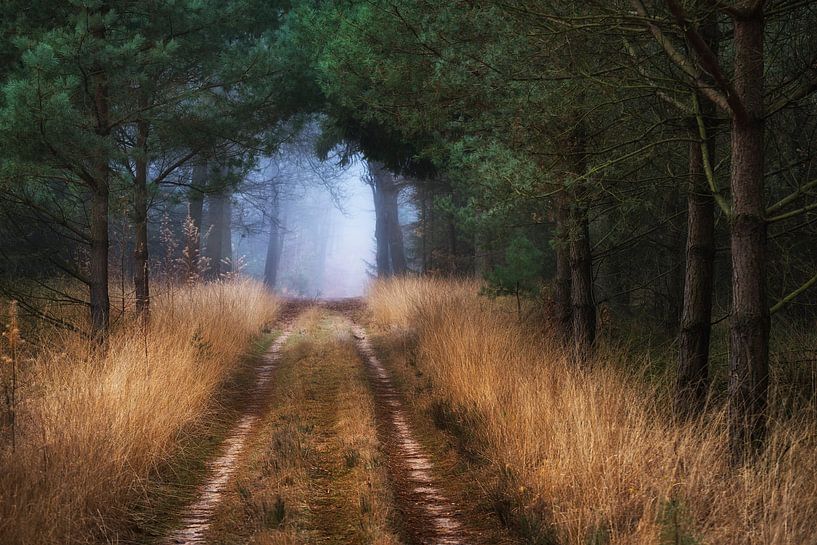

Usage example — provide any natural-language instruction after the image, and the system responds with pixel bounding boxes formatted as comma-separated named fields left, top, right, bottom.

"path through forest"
left=161, top=301, right=511, bottom=545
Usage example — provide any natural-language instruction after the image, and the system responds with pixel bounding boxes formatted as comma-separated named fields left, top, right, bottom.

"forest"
left=1, top=1, right=816, bottom=544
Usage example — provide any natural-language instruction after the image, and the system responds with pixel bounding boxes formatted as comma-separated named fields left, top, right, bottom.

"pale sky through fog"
left=232, top=153, right=377, bottom=298
left=320, top=160, right=376, bottom=298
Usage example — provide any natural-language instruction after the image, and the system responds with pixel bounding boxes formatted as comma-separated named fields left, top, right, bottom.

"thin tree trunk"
left=554, top=190, right=572, bottom=342
left=133, top=96, right=150, bottom=319
left=221, top=194, right=232, bottom=268
left=728, top=12, right=769, bottom=461
left=447, top=214, right=458, bottom=276
left=677, top=10, right=718, bottom=416
left=264, top=188, right=282, bottom=288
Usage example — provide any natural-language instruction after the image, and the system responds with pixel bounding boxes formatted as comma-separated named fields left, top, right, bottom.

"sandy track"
left=352, top=323, right=469, bottom=545
left=164, top=305, right=301, bottom=545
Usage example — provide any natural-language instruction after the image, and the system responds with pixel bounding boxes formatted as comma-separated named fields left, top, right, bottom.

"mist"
left=232, top=151, right=376, bottom=298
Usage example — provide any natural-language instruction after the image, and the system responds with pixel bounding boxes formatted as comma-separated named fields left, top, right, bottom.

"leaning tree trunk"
left=264, top=188, right=283, bottom=289
left=728, top=12, right=769, bottom=462
left=133, top=103, right=150, bottom=320
left=677, top=11, right=719, bottom=417
left=554, top=190, right=573, bottom=343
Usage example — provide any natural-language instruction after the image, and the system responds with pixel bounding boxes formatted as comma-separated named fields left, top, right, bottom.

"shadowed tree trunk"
left=677, top=121, right=716, bottom=415
left=205, top=177, right=231, bottom=279
left=677, top=10, right=718, bottom=417
left=554, top=190, right=572, bottom=342
left=89, top=12, right=110, bottom=340
left=568, top=125, right=595, bottom=362
left=570, top=202, right=595, bottom=362
left=728, top=11, right=769, bottom=462
left=133, top=103, right=150, bottom=319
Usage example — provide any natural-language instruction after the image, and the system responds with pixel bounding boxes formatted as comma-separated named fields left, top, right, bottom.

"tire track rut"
left=165, top=304, right=302, bottom=545
left=352, top=323, right=469, bottom=545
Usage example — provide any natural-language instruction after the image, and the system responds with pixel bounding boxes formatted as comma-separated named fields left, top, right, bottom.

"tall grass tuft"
left=368, top=277, right=817, bottom=545
left=0, top=279, right=279, bottom=545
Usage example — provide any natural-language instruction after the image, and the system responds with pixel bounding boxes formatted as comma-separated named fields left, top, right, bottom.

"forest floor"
left=157, top=300, right=517, bottom=545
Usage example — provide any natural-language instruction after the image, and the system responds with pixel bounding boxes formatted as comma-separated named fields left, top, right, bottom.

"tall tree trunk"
left=370, top=162, right=391, bottom=277
left=677, top=10, right=718, bottom=416
left=554, top=190, right=572, bottom=342
left=89, top=11, right=110, bottom=340
left=187, top=160, right=207, bottom=279
left=385, top=183, right=407, bottom=275
left=570, top=203, right=595, bottom=361
left=205, top=188, right=225, bottom=279
left=728, top=11, right=769, bottom=461
left=677, top=125, right=716, bottom=415
left=133, top=97, right=150, bottom=319
left=90, top=181, right=110, bottom=337
left=264, top=188, right=282, bottom=289
left=568, top=125, right=595, bottom=362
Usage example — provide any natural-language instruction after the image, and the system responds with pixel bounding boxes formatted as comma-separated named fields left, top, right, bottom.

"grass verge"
left=0, top=279, right=279, bottom=545
left=367, top=277, right=817, bottom=545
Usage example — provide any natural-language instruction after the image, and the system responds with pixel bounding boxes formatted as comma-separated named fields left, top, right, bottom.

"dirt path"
left=161, top=301, right=501, bottom=545
left=164, top=303, right=303, bottom=545
left=351, top=322, right=470, bottom=545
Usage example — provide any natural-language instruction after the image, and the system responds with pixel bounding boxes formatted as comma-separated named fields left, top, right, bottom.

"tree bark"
left=133, top=96, right=150, bottom=319
left=570, top=202, right=595, bottom=362
left=677, top=10, right=718, bottom=417
left=728, top=12, right=769, bottom=461
left=554, top=190, right=572, bottom=342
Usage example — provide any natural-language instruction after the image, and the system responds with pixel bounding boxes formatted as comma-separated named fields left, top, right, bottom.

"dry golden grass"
left=0, top=279, right=279, bottom=545
left=367, top=277, right=817, bottom=545
left=207, top=308, right=400, bottom=545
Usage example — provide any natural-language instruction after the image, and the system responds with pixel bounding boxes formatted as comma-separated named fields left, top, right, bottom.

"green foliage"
left=485, top=234, right=543, bottom=297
